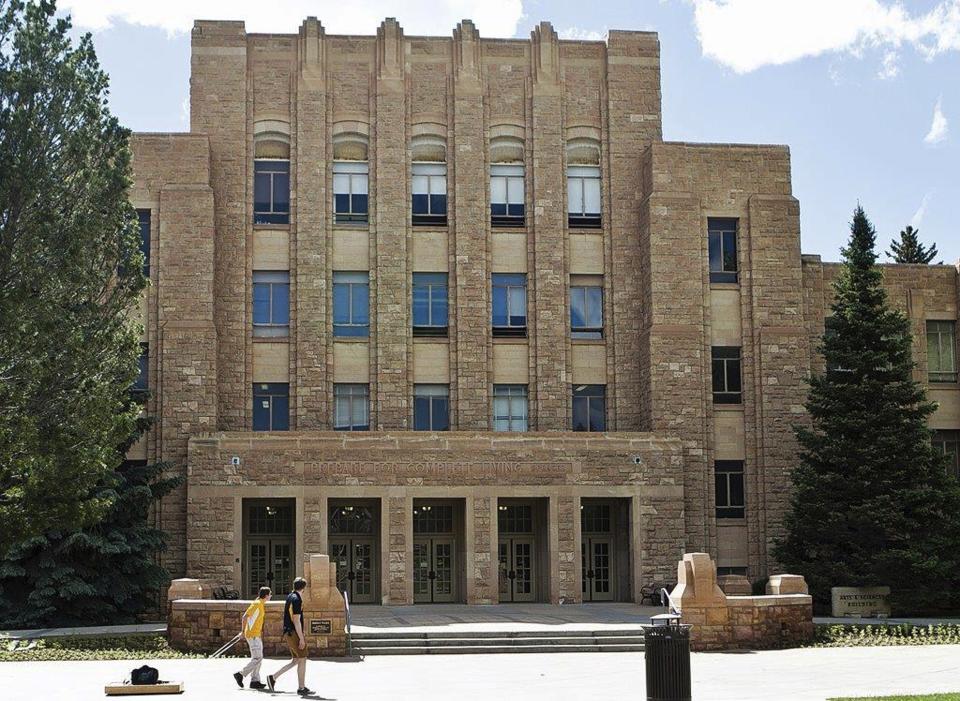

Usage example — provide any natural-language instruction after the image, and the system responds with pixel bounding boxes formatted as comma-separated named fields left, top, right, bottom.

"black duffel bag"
left=130, top=665, right=159, bottom=685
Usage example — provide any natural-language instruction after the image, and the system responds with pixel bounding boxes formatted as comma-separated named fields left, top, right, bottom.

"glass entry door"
left=581, top=537, right=614, bottom=601
left=330, top=538, right=377, bottom=604
left=246, top=538, right=293, bottom=597
left=413, top=537, right=456, bottom=603
left=498, top=536, right=536, bottom=603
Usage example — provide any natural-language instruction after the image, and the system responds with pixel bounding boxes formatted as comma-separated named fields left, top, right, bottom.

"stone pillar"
left=606, top=31, right=662, bottom=430
left=530, top=22, right=567, bottom=430
left=190, top=20, right=248, bottom=431
left=467, top=496, right=495, bottom=604
left=294, top=18, right=329, bottom=428
left=373, top=18, right=409, bottom=429
left=451, top=20, right=489, bottom=430
left=550, top=495, right=580, bottom=603
left=385, top=495, right=412, bottom=604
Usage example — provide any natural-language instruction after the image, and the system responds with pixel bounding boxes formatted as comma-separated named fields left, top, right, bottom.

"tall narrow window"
left=412, top=273, right=448, bottom=337
left=334, top=384, right=369, bottom=431
left=252, top=271, right=290, bottom=338
left=137, top=209, right=150, bottom=276
left=715, top=460, right=745, bottom=518
left=708, top=218, right=739, bottom=283
left=333, top=272, right=369, bottom=338
left=712, top=346, right=742, bottom=404
left=414, top=384, right=450, bottom=431
left=492, top=273, right=527, bottom=338
left=572, top=385, right=606, bottom=432
left=493, top=385, right=528, bottom=432
left=254, top=160, right=290, bottom=225
left=566, top=137, right=601, bottom=228
left=933, top=430, right=960, bottom=479
left=333, top=161, right=369, bottom=224
left=927, top=320, right=957, bottom=383
left=411, top=163, right=447, bottom=226
left=253, top=383, right=289, bottom=431
left=570, top=276, right=603, bottom=339
left=490, top=164, right=525, bottom=227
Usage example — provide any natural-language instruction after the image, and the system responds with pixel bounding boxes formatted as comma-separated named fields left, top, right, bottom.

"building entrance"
left=581, top=498, right=631, bottom=602
left=412, top=500, right=463, bottom=603
left=243, top=499, right=295, bottom=598
left=329, top=500, right=380, bottom=604
left=497, top=501, right=544, bottom=603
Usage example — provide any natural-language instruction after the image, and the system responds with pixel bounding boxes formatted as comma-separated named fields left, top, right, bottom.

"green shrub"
left=813, top=624, right=960, bottom=648
left=0, top=634, right=240, bottom=662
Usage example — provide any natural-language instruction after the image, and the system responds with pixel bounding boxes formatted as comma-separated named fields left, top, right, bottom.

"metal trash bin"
left=644, top=614, right=691, bottom=701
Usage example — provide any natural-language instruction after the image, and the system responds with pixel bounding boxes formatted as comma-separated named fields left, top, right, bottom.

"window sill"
left=413, top=335, right=449, bottom=344
left=332, top=336, right=369, bottom=343
left=929, top=380, right=959, bottom=387
left=568, top=227, right=604, bottom=235
left=253, top=223, right=291, bottom=232
left=571, top=337, right=605, bottom=345
left=710, top=282, right=741, bottom=291
left=332, top=222, right=370, bottom=231
left=492, top=336, right=528, bottom=345
left=716, top=517, right=747, bottom=525
left=411, top=224, right=448, bottom=233
left=712, top=404, right=744, bottom=412
left=252, top=335, right=289, bottom=343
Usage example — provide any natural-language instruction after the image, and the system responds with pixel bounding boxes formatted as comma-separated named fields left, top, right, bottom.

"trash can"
left=644, top=614, right=691, bottom=701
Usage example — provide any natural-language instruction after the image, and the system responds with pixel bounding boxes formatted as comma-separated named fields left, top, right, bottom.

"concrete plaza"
left=2, top=644, right=959, bottom=701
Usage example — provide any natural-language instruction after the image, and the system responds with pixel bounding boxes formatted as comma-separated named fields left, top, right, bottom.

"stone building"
left=126, top=17, right=960, bottom=606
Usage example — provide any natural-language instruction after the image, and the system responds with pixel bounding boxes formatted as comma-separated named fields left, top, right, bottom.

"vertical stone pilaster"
left=295, top=18, right=328, bottom=428
left=190, top=21, right=248, bottom=430
left=469, top=495, right=495, bottom=604
left=452, top=20, right=489, bottom=429
left=386, top=495, right=412, bottom=604
left=373, top=18, right=408, bottom=429
left=607, top=31, right=662, bottom=430
left=552, top=495, right=579, bottom=603
left=530, top=22, right=567, bottom=430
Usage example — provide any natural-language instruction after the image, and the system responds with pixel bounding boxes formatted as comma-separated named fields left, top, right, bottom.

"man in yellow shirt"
left=234, top=586, right=271, bottom=689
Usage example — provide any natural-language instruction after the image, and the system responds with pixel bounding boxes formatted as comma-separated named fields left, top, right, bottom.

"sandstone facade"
left=129, top=17, right=960, bottom=607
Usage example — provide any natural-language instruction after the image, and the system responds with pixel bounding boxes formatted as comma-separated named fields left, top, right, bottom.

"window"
left=567, top=165, right=601, bottom=228
left=133, top=343, right=148, bottom=394
left=490, top=164, right=525, bottom=227
left=708, top=218, right=738, bottom=283
left=498, top=504, right=533, bottom=533
left=254, top=159, right=290, bottom=224
left=715, top=460, right=745, bottom=518
left=572, top=385, right=606, bottom=432
left=933, top=430, right=960, bottom=479
left=570, top=279, right=603, bottom=339
left=333, top=161, right=369, bottom=224
left=334, top=384, right=369, bottom=431
left=253, top=383, right=289, bottom=431
left=492, top=273, right=527, bottom=337
left=252, top=271, right=290, bottom=337
left=717, top=566, right=748, bottom=577
left=493, top=384, right=528, bottom=432
left=927, top=321, right=957, bottom=383
left=137, top=209, right=150, bottom=276
left=414, top=384, right=449, bottom=431
left=412, top=163, right=447, bottom=225
left=712, top=347, right=742, bottom=404
left=412, top=273, right=448, bottom=337
left=333, top=272, right=369, bottom=337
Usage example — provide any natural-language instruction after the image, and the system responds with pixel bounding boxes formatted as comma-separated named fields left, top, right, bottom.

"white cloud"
left=691, top=0, right=960, bottom=73
left=59, top=0, right=524, bottom=38
left=911, top=192, right=932, bottom=228
left=558, top=27, right=606, bottom=41
left=924, top=95, right=949, bottom=144
left=877, top=50, right=899, bottom=79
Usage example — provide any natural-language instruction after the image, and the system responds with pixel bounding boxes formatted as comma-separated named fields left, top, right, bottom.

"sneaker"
left=250, top=681, right=267, bottom=690
left=297, top=688, right=313, bottom=696
left=233, top=672, right=244, bottom=688
left=266, top=675, right=276, bottom=692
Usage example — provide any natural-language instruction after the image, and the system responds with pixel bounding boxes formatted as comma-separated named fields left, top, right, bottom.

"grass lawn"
left=830, top=695, right=960, bottom=701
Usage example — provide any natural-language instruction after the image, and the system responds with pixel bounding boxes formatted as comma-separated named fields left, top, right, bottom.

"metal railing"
left=342, top=589, right=352, bottom=657
left=660, top=587, right=681, bottom=616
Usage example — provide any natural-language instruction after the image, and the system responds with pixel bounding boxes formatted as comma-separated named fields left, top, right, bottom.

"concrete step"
left=351, top=628, right=648, bottom=655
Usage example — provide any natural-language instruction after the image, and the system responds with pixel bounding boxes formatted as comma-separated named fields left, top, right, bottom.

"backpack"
left=130, top=665, right=159, bottom=685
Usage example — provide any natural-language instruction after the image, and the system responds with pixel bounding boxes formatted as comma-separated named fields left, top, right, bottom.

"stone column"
left=530, top=22, right=567, bottom=430
left=549, top=495, right=580, bottom=603
left=385, top=495, right=412, bottom=604
left=467, top=495, right=495, bottom=604
left=372, top=18, right=409, bottom=429
left=451, top=20, right=489, bottom=429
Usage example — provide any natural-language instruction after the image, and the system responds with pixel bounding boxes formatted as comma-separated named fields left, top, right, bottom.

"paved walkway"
left=2, top=645, right=959, bottom=700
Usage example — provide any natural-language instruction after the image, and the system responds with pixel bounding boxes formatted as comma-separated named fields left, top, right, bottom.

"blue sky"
left=63, top=0, right=959, bottom=264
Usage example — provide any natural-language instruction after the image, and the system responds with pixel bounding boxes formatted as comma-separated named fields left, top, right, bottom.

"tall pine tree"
left=775, top=206, right=960, bottom=613
left=0, top=402, right=181, bottom=628
left=886, top=225, right=938, bottom=264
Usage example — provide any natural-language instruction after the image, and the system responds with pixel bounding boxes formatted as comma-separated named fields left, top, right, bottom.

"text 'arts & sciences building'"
left=127, top=17, right=960, bottom=606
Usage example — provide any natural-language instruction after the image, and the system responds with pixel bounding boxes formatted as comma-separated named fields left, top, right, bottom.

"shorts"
left=284, top=631, right=308, bottom=658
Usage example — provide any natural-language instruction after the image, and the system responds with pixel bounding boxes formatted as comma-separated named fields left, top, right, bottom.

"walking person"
left=233, top=586, right=271, bottom=689
left=267, top=577, right=312, bottom=695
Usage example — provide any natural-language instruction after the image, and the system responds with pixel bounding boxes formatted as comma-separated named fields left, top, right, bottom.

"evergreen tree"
left=0, top=0, right=145, bottom=554
left=775, top=206, right=960, bottom=613
left=0, top=403, right=181, bottom=628
left=886, top=225, right=938, bottom=264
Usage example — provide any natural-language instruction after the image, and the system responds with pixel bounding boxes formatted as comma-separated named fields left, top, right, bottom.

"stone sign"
left=310, top=619, right=332, bottom=635
left=831, top=586, right=891, bottom=617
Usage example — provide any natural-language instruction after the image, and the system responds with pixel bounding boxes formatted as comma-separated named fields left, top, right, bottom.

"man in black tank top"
left=267, top=577, right=312, bottom=695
